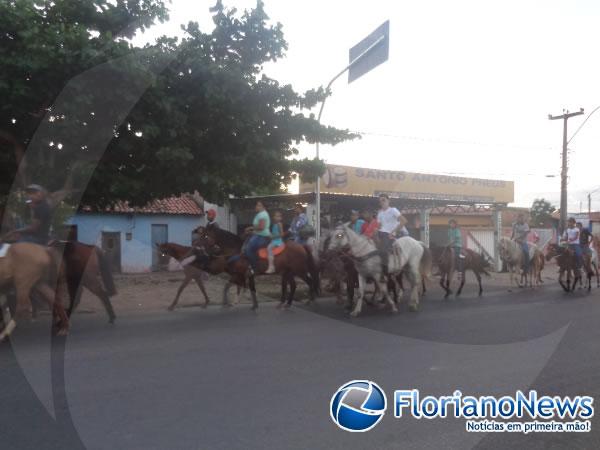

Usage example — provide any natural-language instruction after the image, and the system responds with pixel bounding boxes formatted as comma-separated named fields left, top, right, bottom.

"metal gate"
left=466, top=229, right=495, bottom=262
left=151, top=224, right=169, bottom=271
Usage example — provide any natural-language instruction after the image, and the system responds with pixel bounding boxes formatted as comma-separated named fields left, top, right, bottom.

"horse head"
left=328, top=225, right=351, bottom=252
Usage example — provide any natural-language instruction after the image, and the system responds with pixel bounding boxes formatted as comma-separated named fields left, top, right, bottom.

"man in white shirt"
left=377, top=194, right=408, bottom=267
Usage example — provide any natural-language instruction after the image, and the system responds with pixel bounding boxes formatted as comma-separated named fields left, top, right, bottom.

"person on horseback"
left=289, top=203, right=308, bottom=244
left=361, top=209, right=378, bottom=238
left=245, top=200, right=271, bottom=275
left=2, top=184, right=52, bottom=245
left=206, top=209, right=219, bottom=230
left=377, top=194, right=408, bottom=268
left=265, top=210, right=284, bottom=274
left=562, top=218, right=582, bottom=270
left=577, top=222, right=592, bottom=259
left=511, top=213, right=530, bottom=274
left=348, top=209, right=365, bottom=235
left=448, top=219, right=464, bottom=274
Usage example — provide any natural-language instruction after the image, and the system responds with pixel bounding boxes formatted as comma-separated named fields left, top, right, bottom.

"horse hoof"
left=350, top=311, right=360, bottom=318
left=108, top=318, right=116, bottom=325
left=390, top=307, right=399, bottom=314
left=167, top=306, right=175, bottom=312
left=222, top=303, right=232, bottom=309
left=56, top=328, right=69, bottom=337
left=408, top=305, right=418, bottom=312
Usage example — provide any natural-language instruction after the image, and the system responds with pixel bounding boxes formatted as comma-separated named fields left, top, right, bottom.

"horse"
left=0, top=242, right=70, bottom=340
left=498, top=237, right=543, bottom=288
left=194, top=226, right=319, bottom=309
left=435, top=246, right=491, bottom=298
left=545, top=243, right=591, bottom=292
left=591, top=246, right=600, bottom=288
left=327, top=225, right=425, bottom=317
left=157, top=243, right=211, bottom=310
left=50, top=241, right=117, bottom=323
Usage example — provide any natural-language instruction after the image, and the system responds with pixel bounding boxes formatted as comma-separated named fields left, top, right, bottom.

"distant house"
left=68, top=196, right=235, bottom=273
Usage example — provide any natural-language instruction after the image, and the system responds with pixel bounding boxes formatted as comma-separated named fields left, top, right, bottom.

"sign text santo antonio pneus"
left=300, top=164, right=514, bottom=203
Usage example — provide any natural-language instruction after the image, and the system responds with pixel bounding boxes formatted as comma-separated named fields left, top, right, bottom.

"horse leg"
left=169, top=275, right=192, bottom=311
left=476, top=271, right=483, bottom=296
left=278, top=272, right=288, bottom=308
left=248, top=275, right=258, bottom=311
left=193, top=275, right=211, bottom=308
left=66, top=278, right=83, bottom=318
left=222, top=281, right=233, bottom=307
left=407, top=269, right=420, bottom=312
left=350, top=275, right=366, bottom=317
left=37, top=283, right=70, bottom=336
left=300, top=273, right=315, bottom=304
left=374, top=277, right=397, bottom=313
left=286, top=276, right=297, bottom=307
left=84, top=276, right=116, bottom=323
left=456, top=270, right=466, bottom=297
left=0, top=297, right=16, bottom=342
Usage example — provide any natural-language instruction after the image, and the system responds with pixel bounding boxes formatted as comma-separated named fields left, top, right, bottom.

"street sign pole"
left=315, top=21, right=389, bottom=242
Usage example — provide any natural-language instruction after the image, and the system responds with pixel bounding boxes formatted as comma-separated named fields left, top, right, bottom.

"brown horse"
left=545, top=243, right=593, bottom=292
left=157, top=242, right=212, bottom=310
left=434, top=246, right=490, bottom=298
left=194, top=226, right=318, bottom=309
left=50, top=241, right=117, bottom=323
left=0, top=242, right=69, bottom=340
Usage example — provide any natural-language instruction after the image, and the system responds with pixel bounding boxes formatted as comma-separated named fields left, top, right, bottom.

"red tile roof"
left=82, top=196, right=203, bottom=215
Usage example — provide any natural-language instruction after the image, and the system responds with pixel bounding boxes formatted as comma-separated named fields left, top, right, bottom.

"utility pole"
left=548, top=108, right=584, bottom=234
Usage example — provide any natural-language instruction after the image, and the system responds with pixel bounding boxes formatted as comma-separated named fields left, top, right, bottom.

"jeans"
left=452, top=247, right=463, bottom=272
left=520, top=242, right=529, bottom=272
left=569, top=244, right=583, bottom=269
left=245, top=235, right=270, bottom=270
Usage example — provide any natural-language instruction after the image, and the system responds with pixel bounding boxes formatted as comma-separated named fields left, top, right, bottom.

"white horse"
left=498, top=237, right=542, bottom=288
left=590, top=246, right=600, bottom=288
left=327, top=225, right=425, bottom=316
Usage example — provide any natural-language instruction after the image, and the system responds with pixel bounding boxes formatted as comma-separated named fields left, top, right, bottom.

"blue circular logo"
left=330, top=380, right=387, bottom=432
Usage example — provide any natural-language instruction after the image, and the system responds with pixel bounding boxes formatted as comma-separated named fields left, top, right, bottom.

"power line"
left=350, top=129, right=557, bottom=152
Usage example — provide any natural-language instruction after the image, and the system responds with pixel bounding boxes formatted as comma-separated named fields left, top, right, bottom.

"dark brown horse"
left=157, top=242, right=212, bottom=310
left=194, top=226, right=318, bottom=309
left=50, top=241, right=117, bottom=323
left=545, top=243, right=593, bottom=292
left=434, top=245, right=490, bottom=298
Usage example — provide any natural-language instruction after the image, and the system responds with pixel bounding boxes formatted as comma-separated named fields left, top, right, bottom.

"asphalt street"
left=2, top=279, right=600, bottom=450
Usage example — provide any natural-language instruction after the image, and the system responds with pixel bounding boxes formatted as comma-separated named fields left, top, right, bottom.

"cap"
left=25, top=184, right=46, bottom=193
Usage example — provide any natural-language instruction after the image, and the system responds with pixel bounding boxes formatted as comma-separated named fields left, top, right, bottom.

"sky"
left=135, top=0, right=600, bottom=211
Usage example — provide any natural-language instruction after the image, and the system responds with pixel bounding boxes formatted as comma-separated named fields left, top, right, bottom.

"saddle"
left=258, top=243, right=285, bottom=260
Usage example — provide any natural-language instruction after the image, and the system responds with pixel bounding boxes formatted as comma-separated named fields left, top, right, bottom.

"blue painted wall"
left=68, top=213, right=203, bottom=273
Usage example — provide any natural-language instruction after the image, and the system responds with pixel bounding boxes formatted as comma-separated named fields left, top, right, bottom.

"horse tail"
left=303, top=244, right=320, bottom=295
left=96, top=247, right=117, bottom=296
left=419, top=243, right=433, bottom=281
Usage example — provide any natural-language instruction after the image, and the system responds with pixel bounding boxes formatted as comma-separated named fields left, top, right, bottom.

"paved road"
left=2, top=279, right=600, bottom=450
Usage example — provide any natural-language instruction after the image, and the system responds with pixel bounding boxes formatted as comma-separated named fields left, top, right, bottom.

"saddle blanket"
left=0, top=243, right=10, bottom=258
left=258, top=244, right=285, bottom=260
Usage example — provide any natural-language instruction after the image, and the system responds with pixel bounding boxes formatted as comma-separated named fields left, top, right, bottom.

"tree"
left=0, top=0, right=356, bottom=210
left=530, top=198, right=556, bottom=227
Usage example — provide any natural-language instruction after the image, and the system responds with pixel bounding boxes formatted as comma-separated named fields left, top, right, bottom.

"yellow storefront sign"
left=300, top=164, right=514, bottom=204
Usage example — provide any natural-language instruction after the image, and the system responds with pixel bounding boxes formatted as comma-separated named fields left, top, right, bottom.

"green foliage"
left=1, top=0, right=357, bottom=208
left=530, top=198, right=556, bottom=227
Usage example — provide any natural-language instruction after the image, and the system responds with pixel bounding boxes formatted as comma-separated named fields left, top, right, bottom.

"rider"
left=265, top=210, right=284, bottom=274
left=361, top=209, right=379, bottom=239
left=289, top=203, right=308, bottom=244
left=205, top=209, right=219, bottom=230
left=562, top=219, right=582, bottom=270
left=348, top=209, right=365, bottom=234
left=577, top=222, right=592, bottom=259
left=511, top=213, right=530, bottom=274
left=244, top=200, right=271, bottom=275
left=377, top=194, right=408, bottom=268
left=448, top=219, right=463, bottom=273
left=3, top=184, right=52, bottom=245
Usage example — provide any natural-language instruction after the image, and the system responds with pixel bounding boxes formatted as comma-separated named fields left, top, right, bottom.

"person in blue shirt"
left=289, top=204, right=308, bottom=243
left=349, top=209, right=365, bottom=235
left=266, top=210, right=284, bottom=274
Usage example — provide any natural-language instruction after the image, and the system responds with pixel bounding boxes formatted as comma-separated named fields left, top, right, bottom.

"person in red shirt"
left=361, top=209, right=379, bottom=239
